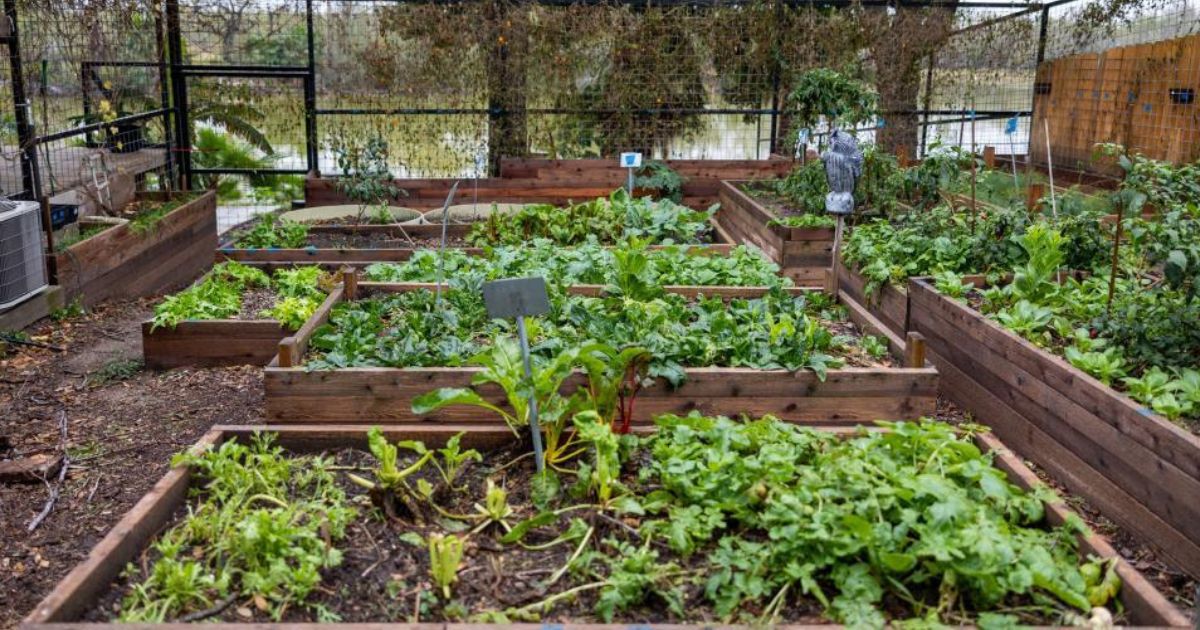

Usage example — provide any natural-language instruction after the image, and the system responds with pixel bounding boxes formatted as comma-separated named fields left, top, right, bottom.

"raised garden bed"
left=218, top=223, right=480, bottom=264
left=836, top=262, right=910, bottom=343
left=24, top=422, right=1187, bottom=627
left=219, top=191, right=727, bottom=265
left=54, top=190, right=216, bottom=307
left=715, top=180, right=834, bottom=287
left=263, top=276, right=937, bottom=425
left=908, top=276, right=1200, bottom=578
left=142, top=263, right=330, bottom=369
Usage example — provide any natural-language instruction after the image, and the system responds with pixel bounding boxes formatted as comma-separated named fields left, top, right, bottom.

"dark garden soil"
left=303, top=230, right=468, bottom=250
left=0, top=300, right=264, bottom=630
left=236, top=287, right=280, bottom=320
left=739, top=183, right=804, bottom=217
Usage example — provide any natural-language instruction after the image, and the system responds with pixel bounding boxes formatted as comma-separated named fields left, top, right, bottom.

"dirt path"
left=0, top=300, right=264, bottom=629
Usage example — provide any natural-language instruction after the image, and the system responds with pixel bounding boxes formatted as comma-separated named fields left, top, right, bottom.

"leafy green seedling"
left=428, top=533, right=464, bottom=599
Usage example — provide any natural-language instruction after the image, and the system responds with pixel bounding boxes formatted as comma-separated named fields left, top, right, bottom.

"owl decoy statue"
left=821, top=129, right=864, bottom=215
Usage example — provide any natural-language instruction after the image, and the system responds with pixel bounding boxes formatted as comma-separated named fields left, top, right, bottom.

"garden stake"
left=434, top=180, right=461, bottom=305
left=481, top=277, right=551, bottom=473
left=1005, top=115, right=1019, bottom=192
left=1106, top=199, right=1126, bottom=317
left=970, top=108, right=977, bottom=215
left=1044, top=119, right=1057, bottom=217
left=516, top=315, right=545, bottom=473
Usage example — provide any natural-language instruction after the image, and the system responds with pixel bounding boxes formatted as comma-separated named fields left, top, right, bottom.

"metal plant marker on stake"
left=1005, top=115, right=1020, bottom=191
left=620, top=152, right=642, bottom=196
left=434, top=180, right=461, bottom=304
left=482, top=277, right=552, bottom=472
left=822, top=129, right=863, bottom=297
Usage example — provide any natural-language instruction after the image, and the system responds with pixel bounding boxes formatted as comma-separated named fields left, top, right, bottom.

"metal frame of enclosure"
left=2, top=0, right=1195, bottom=202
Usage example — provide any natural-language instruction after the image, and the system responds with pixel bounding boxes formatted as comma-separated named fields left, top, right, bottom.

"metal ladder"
left=84, top=152, right=113, bottom=213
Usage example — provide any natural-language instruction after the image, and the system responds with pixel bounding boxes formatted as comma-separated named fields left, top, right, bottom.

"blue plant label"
left=1004, top=116, right=1019, bottom=135
left=619, top=152, right=642, bottom=169
left=877, top=116, right=886, bottom=128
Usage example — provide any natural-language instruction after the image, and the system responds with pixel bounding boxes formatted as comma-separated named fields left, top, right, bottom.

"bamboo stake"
left=1044, top=119, right=1057, bottom=217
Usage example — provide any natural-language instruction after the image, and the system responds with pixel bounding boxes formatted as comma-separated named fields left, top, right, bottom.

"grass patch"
left=88, top=358, right=143, bottom=387
left=55, top=223, right=113, bottom=251
left=128, top=194, right=197, bottom=235
left=50, top=298, right=86, bottom=322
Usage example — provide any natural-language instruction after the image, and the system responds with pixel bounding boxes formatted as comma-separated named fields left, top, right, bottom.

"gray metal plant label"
left=482, top=277, right=551, bottom=319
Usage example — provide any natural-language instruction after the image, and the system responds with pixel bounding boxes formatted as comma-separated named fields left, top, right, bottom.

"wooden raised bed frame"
left=218, top=219, right=735, bottom=265
left=715, top=181, right=834, bottom=287
left=140, top=264, right=329, bottom=370
left=141, top=319, right=289, bottom=370
left=23, top=424, right=1187, bottom=628
left=55, top=191, right=217, bottom=307
left=262, top=274, right=938, bottom=425
left=908, top=276, right=1200, bottom=578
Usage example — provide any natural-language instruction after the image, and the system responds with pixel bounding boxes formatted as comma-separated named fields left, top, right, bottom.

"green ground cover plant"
left=235, top=214, right=310, bottom=249
left=468, top=189, right=715, bottom=247
left=117, top=415, right=1122, bottom=626
left=151, top=262, right=328, bottom=331
left=363, top=240, right=789, bottom=289
left=841, top=203, right=1110, bottom=296
left=118, top=434, right=355, bottom=622
left=307, top=284, right=849, bottom=384
left=128, top=194, right=198, bottom=235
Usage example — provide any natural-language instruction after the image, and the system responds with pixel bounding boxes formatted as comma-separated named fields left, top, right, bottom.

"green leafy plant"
left=633, top=161, right=686, bottom=203
left=347, top=426, right=435, bottom=522
left=120, top=434, right=354, bottom=621
left=468, top=189, right=713, bottom=247
left=260, top=296, right=320, bottom=330
left=332, top=135, right=408, bottom=226
left=427, top=533, right=465, bottom=599
left=858, top=334, right=889, bottom=361
left=236, top=214, right=309, bottom=249
left=88, top=358, right=142, bottom=387
left=786, top=68, right=877, bottom=148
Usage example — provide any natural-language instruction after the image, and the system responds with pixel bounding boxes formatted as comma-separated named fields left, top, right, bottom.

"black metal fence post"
left=155, top=7, right=175, bottom=191
left=920, top=51, right=936, bottom=157
left=305, top=0, right=319, bottom=175
left=4, top=0, right=38, bottom=200
left=165, top=0, right=190, bottom=191
left=768, top=0, right=783, bottom=156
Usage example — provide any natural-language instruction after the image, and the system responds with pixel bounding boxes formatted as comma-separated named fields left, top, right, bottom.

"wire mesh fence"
left=0, top=0, right=1196, bottom=208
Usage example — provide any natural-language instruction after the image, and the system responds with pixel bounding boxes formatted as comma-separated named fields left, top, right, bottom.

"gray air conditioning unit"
left=0, top=200, right=49, bottom=310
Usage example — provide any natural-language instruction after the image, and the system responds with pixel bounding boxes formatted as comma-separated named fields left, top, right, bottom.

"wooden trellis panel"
left=1030, top=33, right=1200, bottom=174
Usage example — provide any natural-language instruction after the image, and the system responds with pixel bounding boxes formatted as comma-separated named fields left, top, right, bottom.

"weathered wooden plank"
left=358, top=281, right=813, bottom=300
left=909, top=278, right=1200, bottom=577
left=836, top=263, right=908, bottom=339
left=264, top=366, right=938, bottom=424
left=911, top=297, right=1200, bottom=529
left=141, top=319, right=290, bottom=369
left=715, top=181, right=833, bottom=286
left=56, top=191, right=217, bottom=307
left=976, top=431, right=1190, bottom=627
left=911, top=279, right=1200, bottom=481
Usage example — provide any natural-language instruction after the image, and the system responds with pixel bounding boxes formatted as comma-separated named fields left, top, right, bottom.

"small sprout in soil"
left=427, top=533, right=465, bottom=599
